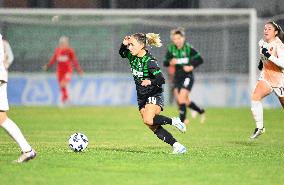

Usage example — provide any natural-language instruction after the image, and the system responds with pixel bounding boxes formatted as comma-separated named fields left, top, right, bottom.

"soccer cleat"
left=250, top=127, right=265, bottom=140
left=172, top=142, right=187, bottom=154
left=171, top=117, right=186, bottom=133
left=16, top=149, right=36, bottom=163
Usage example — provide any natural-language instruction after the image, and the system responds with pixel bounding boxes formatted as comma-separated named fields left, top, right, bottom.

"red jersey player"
left=43, top=36, right=83, bottom=105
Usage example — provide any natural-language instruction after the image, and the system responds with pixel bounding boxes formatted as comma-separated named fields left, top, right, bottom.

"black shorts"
left=137, top=93, right=164, bottom=111
left=174, top=75, right=194, bottom=91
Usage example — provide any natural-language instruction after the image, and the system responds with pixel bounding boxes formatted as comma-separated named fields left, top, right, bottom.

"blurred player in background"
left=0, top=34, right=36, bottom=163
left=43, top=36, right=83, bottom=106
left=250, top=21, right=284, bottom=139
left=167, top=64, right=175, bottom=104
left=2, top=38, right=14, bottom=70
left=164, top=27, right=205, bottom=124
left=119, top=33, right=187, bottom=154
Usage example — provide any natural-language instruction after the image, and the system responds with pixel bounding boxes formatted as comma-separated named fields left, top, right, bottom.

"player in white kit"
left=0, top=34, right=36, bottom=163
left=250, top=22, right=284, bottom=139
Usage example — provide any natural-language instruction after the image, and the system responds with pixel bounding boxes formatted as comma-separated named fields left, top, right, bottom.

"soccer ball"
left=68, top=133, right=88, bottom=152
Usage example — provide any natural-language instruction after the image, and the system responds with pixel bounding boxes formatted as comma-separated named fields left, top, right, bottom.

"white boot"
left=171, top=117, right=186, bottom=133
left=172, top=142, right=187, bottom=154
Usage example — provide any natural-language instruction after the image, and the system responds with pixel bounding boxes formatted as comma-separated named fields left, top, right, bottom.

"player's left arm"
left=148, top=59, right=165, bottom=86
left=262, top=46, right=284, bottom=68
left=70, top=49, right=83, bottom=74
left=141, top=59, right=165, bottom=87
left=163, top=46, right=174, bottom=67
left=183, top=47, right=204, bottom=72
left=189, top=47, right=204, bottom=68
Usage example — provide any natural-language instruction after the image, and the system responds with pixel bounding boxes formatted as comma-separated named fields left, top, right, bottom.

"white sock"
left=1, top=118, right=32, bottom=152
left=251, top=101, right=264, bottom=129
left=173, top=142, right=181, bottom=148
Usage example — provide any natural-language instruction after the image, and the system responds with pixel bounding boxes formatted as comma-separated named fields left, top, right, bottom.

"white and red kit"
left=259, top=37, right=284, bottom=97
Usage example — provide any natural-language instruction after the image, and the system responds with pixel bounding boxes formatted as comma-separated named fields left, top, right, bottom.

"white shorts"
left=0, top=82, right=9, bottom=111
left=258, top=73, right=284, bottom=97
left=272, top=87, right=284, bottom=97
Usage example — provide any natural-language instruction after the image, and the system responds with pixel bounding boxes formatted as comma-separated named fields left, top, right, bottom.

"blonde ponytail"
left=146, top=33, right=162, bottom=47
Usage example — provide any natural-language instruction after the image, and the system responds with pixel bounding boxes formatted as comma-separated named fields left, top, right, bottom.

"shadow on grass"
left=228, top=140, right=259, bottom=146
left=93, top=146, right=169, bottom=154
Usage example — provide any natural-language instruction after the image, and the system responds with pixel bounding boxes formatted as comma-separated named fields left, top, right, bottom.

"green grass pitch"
left=0, top=106, right=283, bottom=185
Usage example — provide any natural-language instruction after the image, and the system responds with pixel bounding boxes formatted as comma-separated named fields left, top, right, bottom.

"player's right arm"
left=119, top=36, right=131, bottom=59
left=43, top=49, right=57, bottom=71
left=163, top=45, right=174, bottom=67
left=189, top=47, right=203, bottom=68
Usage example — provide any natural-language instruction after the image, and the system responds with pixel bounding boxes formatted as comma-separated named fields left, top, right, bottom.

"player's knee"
left=178, top=98, right=187, bottom=105
left=143, top=117, right=153, bottom=126
left=251, top=93, right=261, bottom=101
left=60, top=82, right=66, bottom=88
left=0, top=112, right=7, bottom=125
left=148, top=125, right=158, bottom=132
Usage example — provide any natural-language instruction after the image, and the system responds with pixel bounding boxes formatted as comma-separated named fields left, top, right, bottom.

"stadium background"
left=0, top=0, right=283, bottom=107
left=1, top=2, right=284, bottom=185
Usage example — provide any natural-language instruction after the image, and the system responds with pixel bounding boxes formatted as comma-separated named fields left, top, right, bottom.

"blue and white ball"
left=68, top=133, right=88, bottom=152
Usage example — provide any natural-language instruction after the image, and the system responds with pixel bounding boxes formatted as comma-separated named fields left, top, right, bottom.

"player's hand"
left=169, top=59, right=177, bottom=66
left=261, top=48, right=271, bottom=58
left=42, top=64, right=48, bottom=71
left=258, top=60, right=263, bottom=71
left=3, top=60, right=10, bottom=70
left=183, top=65, right=194, bottom=72
left=141, top=80, right=151, bottom=87
left=123, top=36, right=131, bottom=45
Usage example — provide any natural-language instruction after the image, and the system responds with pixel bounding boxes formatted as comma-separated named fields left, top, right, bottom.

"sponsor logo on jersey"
left=131, top=68, right=143, bottom=78
left=57, top=55, right=69, bottom=62
left=176, top=58, right=189, bottom=64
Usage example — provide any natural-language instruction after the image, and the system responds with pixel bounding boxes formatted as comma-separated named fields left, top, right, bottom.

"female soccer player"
left=250, top=21, right=284, bottom=139
left=0, top=34, right=36, bottom=163
left=119, top=33, right=187, bottom=154
left=164, top=28, right=205, bottom=124
left=43, top=36, right=83, bottom=105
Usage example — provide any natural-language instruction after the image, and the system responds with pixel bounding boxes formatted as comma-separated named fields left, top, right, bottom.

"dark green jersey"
left=164, top=42, right=203, bottom=79
left=119, top=44, right=165, bottom=98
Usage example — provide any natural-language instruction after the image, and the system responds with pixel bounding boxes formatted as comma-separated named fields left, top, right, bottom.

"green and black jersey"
left=119, top=44, right=165, bottom=99
left=164, top=42, right=203, bottom=80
